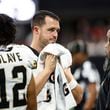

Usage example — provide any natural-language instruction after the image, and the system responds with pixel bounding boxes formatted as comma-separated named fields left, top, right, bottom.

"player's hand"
left=44, top=54, right=57, bottom=74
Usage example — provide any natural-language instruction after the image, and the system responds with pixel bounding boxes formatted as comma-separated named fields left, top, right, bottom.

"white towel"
left=36, top=43, right=77, bottom=110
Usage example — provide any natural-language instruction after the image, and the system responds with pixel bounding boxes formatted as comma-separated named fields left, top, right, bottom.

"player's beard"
left=39, top=37, right=49, bottom=49
left=40, top=38, right=56, bottom=49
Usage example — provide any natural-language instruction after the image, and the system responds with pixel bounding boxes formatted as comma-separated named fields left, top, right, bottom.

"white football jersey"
left=0, top=44, right=38, bottom=110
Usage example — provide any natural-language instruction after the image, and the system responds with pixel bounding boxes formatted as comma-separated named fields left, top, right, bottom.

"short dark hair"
left=31, top=10, right=60, bottom=29
left=0, top=14, right=16, bottom=45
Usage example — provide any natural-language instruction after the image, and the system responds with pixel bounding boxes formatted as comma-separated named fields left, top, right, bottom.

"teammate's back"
left=0, top=44, right=37, bottom=110
left=0, top=14, right=37, bottom=110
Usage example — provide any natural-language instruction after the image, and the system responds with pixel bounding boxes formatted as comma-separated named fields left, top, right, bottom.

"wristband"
left=68, top=79, right=78, bottom=90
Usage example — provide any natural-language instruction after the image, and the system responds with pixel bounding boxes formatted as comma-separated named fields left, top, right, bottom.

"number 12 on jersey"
left=0, top=66, right=27, bottom=109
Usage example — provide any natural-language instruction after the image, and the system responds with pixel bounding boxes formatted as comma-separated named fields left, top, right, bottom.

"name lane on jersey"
left=0, top=52, right=22, bottom=63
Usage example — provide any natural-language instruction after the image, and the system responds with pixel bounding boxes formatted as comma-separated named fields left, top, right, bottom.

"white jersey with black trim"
left=0, top=44, right=38, bottom=110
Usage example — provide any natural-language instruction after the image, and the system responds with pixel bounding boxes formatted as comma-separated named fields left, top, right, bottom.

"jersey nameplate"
left=0, top=52, right=22, bottom=63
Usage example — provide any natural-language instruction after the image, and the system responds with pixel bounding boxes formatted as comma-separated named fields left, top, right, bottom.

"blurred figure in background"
left=96, top=29, right=110, bottom=110
left=67, top=39, right=100, bottom=110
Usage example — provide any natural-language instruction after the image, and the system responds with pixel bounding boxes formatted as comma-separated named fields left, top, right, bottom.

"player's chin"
left=49, top=41, right=56, bottom=43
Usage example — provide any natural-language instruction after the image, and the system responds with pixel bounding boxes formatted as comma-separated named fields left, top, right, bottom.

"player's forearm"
left=71, top=84, right=83, bottom=104
left=27, top=76, right=37, bottom=110
left=27, top=90, right=37, bottom=110
left=27, top=102, right=37, bottom=110
left=83, top=84, right=97, bottom=110
left=83, top=97, right=96, bottom=110
left=64, top=68, right=83, bottom=104
left=35, top=69, right=52, bottom=95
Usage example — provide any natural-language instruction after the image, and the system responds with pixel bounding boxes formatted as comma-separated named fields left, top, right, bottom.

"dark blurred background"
left=1, top=0, right=110, bottom=81
left=39, top=0, right=110, bottom=81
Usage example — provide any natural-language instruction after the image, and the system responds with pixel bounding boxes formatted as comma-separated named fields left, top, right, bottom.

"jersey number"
left=0, top=66, right=27, bottom=108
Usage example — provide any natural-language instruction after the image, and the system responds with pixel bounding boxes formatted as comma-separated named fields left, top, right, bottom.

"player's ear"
left=33, top=26, right=39, bottom=34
